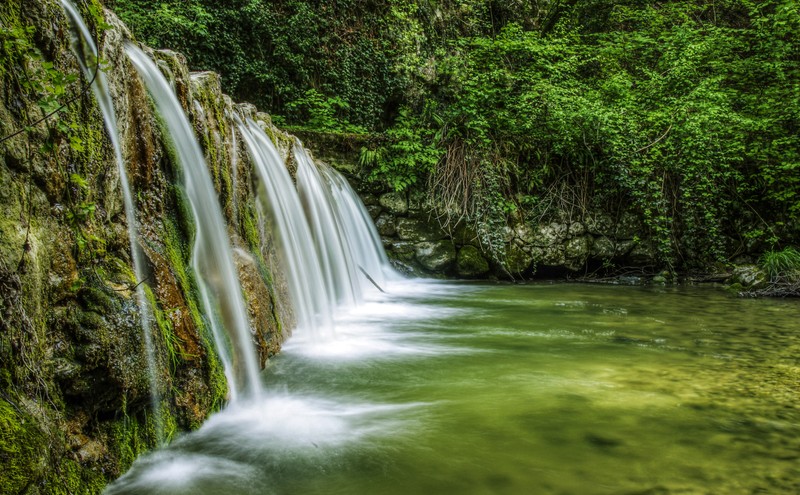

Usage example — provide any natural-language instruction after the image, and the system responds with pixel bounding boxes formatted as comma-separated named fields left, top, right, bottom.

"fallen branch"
left=358, top=265, right=385, bottom=293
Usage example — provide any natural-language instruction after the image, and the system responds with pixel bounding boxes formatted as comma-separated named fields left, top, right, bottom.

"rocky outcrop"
left=0, top=1, right=298, bottom=491
left=351, top=185, right=657, bottom=279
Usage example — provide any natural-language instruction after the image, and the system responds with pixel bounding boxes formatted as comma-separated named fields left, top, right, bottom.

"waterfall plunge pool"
left=106, top=281, right=800, bottom=494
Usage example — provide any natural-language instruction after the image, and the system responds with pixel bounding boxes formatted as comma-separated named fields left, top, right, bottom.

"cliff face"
left=0, top=1, right=294, bottom=491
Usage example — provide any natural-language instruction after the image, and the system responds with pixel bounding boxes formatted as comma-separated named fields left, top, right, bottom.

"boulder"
left=396, top=217, right=446, bottom=242
left=728, top=264, right=768, bottom=289
left=457, top=245, right=490, bottom=277
left=375, top=214, right=397, bottom=237
left=535, top=222, right=569, bottom=247
left=379, top=192, right=408, bottom=215
left=504, top=243, right=532, bottom=274
left=564, top=235, right=591, bottom=271
left=415, top=241, right=456, bottom=272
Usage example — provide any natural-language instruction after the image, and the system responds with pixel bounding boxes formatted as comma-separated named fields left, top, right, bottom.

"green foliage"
left=759, top=247, right=800, bottom=283
left=363, top=107, right=441, bottom=191
left=112, top=0, right=800, bottom=268
left=284, top=89, right=366, bottom=133
left=0, top=16, right=78, bottom=121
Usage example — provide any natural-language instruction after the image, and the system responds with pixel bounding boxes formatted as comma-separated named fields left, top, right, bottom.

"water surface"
left=107, top=282, right=800, bottom=494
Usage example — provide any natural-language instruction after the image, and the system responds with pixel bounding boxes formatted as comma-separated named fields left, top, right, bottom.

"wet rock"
left=379, top=192, right=408, bottom=215
left=386, top=241, right=417, bottom=263
left=415, top=241, right=456, bottom=272
left=728, top=264, right=768, bottom=289
left=457, top=245, right=489, bottom=277
left=513, top=223, right=536, bottom=246
left=564, top=236, right=591, bottom=271
left=585, top=214, right=614, bottom=236
left=505, top=243, right=532, bottom=274
left=617, top=275, right=644, bottom=285
left=568, top=222, right=586, bottom=236
left=535, top=222, right=569, bottom=247
left=375, top=214, right=396, bottom=236
left=532, top=245, right=566, bottom=267
left=590, top=236, right=615, bottom=259
left=366, top=205, right=382, bottom=220
left=233, top=247, right=284, bottom=366
left=396, top=217, right=446, bottom=242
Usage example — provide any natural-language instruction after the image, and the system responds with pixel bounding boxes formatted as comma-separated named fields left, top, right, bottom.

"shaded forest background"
left=112, top=0, right=799, bottom=270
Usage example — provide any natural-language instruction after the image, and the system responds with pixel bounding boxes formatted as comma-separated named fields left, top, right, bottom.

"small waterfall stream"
left=316, top=160, right=398, bottom=290
left=125, top=45, right=261, bottom=401
left=236, top=119, right=334, bottom=336
left=295, top=142, right=361, bottom=307
left=60, top=0, right=163, bottom=441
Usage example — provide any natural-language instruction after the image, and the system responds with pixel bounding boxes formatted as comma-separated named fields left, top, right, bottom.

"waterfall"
left=59, top=1, right=163, bottom=440
left=316, top=162, right=398, bottom=289
left=236, top=119, right=334, bottom=336
left=294, top=142, right=361, bottom=306
left=125, top=44, right=261, bottom=401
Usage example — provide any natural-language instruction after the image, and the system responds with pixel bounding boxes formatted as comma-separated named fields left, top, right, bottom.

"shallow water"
left=107, top=281, right=800, bottom=494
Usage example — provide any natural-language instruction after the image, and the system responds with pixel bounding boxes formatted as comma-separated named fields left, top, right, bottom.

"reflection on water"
left=107, top=282, right=800, bottom=494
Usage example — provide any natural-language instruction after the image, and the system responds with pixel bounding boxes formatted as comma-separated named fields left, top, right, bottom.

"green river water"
left=107, top=281, right=800, bottom=494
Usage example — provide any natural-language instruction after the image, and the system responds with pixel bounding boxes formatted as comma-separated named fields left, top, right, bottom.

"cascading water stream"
left=317, top=162, right=399, bottom=289
left=294, top=142, right=362, bottom=307
left=236, top=119, right=333, bottom=337
left=125, top=44, right=261, bottom=401
left=60, top=0, right=163, bottom=441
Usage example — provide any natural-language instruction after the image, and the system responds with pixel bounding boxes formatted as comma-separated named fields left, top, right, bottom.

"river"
left=106, top=281, right=800, bottom=494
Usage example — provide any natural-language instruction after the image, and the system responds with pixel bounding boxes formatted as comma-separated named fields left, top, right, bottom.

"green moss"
left=162, top=216, right=228, bottom=409
left=159, top=402, right=179, bottom=444
left=108, top=410, right=151, bottom=470
left=241, top=204, right=263, bottom=260
left=48, top=457, right=106, bottom=495
left=77, top=285, right=114, bottom=313
left=143, top=284, right=182, bottom=371
left=0, top=398, right=47, bottom=493
left=170, top=183, right=196, bottom=249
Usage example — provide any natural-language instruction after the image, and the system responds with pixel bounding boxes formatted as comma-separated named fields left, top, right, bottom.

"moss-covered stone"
left=456, top=245, right=489, bottom=278
left=0, top=398, right=48, bottom=493
left=415, top=240, right=456, bottom=273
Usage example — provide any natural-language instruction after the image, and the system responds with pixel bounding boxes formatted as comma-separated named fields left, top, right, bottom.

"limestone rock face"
left=0, top=2, right=293, bottom=490
left=396, top=217, right=447, bottom=242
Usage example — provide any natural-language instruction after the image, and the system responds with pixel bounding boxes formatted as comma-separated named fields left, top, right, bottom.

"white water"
left=294, top=142, right=361, bottom=307
left=236, top=120, right=334, bottom=336
left=60, top=1, right=164, bottom=440
left=316, top=161, right=398, bottom=289
left=125, top=44, right=261, bottom=400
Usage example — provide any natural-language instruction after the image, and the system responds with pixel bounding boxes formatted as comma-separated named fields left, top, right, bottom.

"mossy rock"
left=0, top=398, right=48, bottom=493
left=457, top=245, right=489, bottom=278
left=415, top=241, right=456, bottom=273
